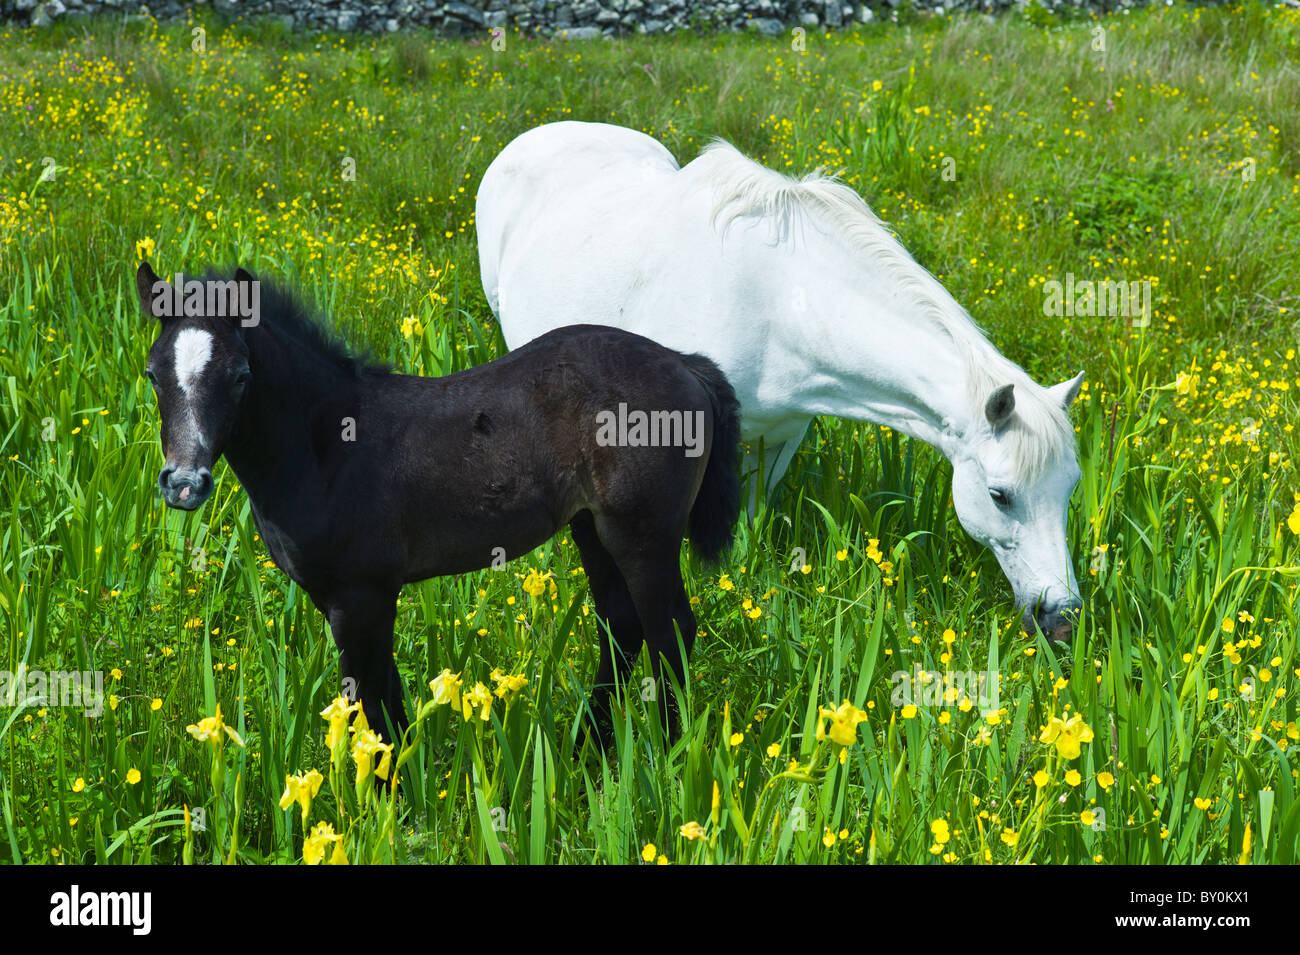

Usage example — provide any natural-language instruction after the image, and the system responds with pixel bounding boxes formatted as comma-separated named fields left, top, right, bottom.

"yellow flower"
left=835, top=549, right=847, bottom=561
left=679, top=821, right=706, bottom=841
left=461, top=682, right=493, bottom=721
left=1065, top=769, right=1082, bottom=787
left=901, top=704, right=918, bottom=719
left=125, top=768, right=141, bottom=785
left=521, top=568, right=552, bottom=597
left=718, top=574, right=735, bottom=591
left=186, top=703, right=245, bottom=749
left=1080, top=810, right=1096, bottom=826
left=490, top=668, right=529, bottom=700
left=1033, top=770, right=1049, bottom=787
left=819, top=700, right=869, bottom=746
left=71, top=778, right=85, bottom=793
left=766, top=743, right=781, bottom=758
left=641, top=843, right=657, bottom=862
left=320, top=696, right=360, bottom=750
left=351, top=715, right=394, bottom=784
left=150, top=698, right=162, bottom=711
left=279, top=770, right=325, bottom=825
left=729, top=732, right=743, bottom=747
left=1038, top=714, right=1094, bottom=760
left=135, top=237, right=156, bottom=260
left=1000, top=828, right=1019, bottom=847
left=1097, top=771, right=1115, bottom=790
left=303, top=821, right=342, bottom=866
left=931, top=819, right=950, bottom=845
left=429, top=669, right=463, bottom=710
left=1194, top=797, right=1212, bottom=810
left=1287, top=503, right=1300, bottom=536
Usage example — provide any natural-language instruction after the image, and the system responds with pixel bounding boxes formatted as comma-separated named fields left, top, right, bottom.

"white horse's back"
left=477, top=121, right=679, bottom=321
left=477, top=121, right=819, bottom=443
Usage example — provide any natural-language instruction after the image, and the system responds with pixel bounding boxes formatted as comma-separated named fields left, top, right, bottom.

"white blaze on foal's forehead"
left=173, top=328, right=214, bottom=395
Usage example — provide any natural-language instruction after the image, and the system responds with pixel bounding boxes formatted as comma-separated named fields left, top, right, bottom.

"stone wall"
left=6, top=0, right=1181, bottom=36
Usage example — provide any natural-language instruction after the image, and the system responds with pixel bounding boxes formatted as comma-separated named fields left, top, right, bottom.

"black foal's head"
left=137, top=262, right=255, bottom=511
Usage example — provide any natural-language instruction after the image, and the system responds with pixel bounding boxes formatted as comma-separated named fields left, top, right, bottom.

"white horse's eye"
left=989, top=488, right=1013, bottom=509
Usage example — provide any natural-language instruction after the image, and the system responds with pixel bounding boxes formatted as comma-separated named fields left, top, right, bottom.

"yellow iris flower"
left=1038, top=714, right=1094, bottom=760
left=279, top=769, right=325, bottom=825
left=817, top=700, right=869, bottom=747
left=185, top=703, right=245, bottom=749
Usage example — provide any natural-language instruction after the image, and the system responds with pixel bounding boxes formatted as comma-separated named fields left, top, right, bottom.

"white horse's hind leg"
left=765, top=424, right=809, bottom=498
left=742, top=421, right=812, bottom=519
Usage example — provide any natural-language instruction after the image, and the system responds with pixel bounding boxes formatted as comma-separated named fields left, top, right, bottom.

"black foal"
left=137, top=263, right=740, bottom=748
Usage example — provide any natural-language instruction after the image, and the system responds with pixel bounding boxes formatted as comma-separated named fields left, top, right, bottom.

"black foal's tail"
left=682, top=353, right=742, bottom=563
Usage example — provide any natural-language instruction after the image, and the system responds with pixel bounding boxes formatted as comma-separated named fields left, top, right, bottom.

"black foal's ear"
left=136, top=261, right=167, bottom=320
left=234, top=267, right=256, bottom=284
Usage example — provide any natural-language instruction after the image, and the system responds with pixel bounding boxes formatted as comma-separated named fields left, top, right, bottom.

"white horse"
left=476, top=121, right=1085, bottom=641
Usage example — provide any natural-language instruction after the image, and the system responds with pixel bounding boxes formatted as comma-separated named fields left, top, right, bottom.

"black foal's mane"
left=219, top=268, right=391, bottom=380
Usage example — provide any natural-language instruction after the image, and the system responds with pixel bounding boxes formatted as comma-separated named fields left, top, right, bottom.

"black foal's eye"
left=233, top=369, right=250, bottom=387
left=989, top=488, right=1012, bottom=509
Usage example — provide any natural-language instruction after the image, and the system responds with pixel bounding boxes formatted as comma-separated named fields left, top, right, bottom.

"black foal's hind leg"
left=570, top=511, right=644, bottom=750
left=594, top=521, right=697, bottom=742
left=326, top=587, right=408, bottom=747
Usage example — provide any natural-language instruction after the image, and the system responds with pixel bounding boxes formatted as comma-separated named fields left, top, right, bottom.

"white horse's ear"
left=985, top=383, right=1015, bottom=429
left=1048, top=371, right=1085, bottom=409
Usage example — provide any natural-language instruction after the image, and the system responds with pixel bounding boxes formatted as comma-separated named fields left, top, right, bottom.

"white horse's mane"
left=689, top=139, right=1075, bottom=481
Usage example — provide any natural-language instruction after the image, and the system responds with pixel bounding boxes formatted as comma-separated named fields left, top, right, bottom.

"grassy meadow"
left=1, top=2, right=1299, bottom=865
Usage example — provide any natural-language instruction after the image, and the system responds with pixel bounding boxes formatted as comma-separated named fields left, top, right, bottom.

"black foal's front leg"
left=326, top=587, right=408, bottom=745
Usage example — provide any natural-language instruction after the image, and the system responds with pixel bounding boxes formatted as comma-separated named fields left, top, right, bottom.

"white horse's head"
left=948, top=371, right=1086, bottom=642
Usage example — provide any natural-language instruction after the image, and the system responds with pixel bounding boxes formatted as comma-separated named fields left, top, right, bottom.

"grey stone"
left=445, top=1, right=488, bottom=25
left=556, top=24, right=602, bottom=38
left=35, top=0, right=67, bottom=21
left=746, top=16, right=782, bottom=34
